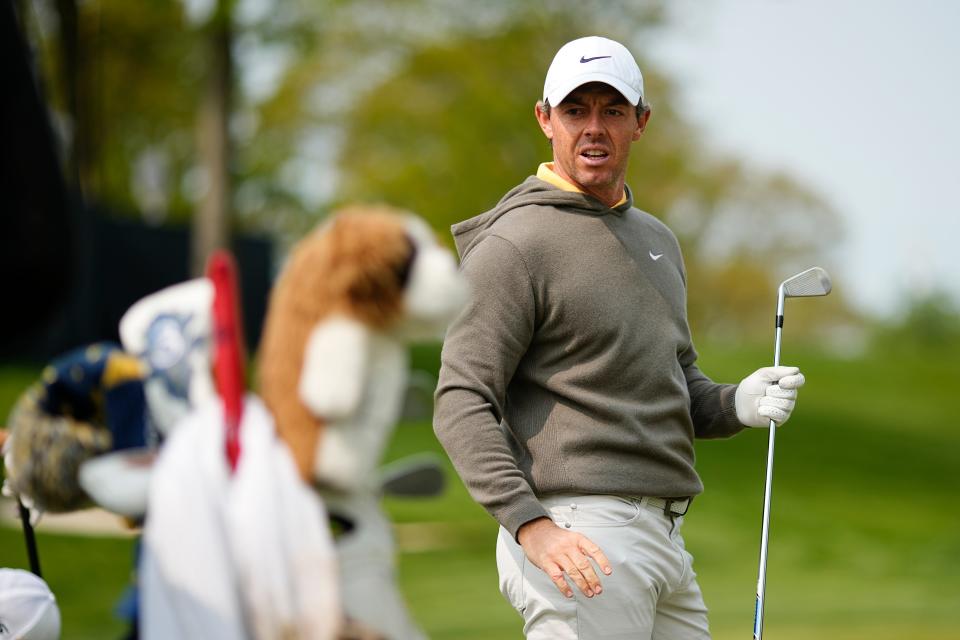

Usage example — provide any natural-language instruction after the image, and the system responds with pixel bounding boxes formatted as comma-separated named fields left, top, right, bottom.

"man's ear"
left=633, top=107, right=652, bottom=141
left=535, top=102, right=553, bottom=140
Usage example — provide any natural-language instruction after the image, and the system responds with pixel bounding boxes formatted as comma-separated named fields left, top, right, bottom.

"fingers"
left=580, top=538, right=613, bottom=577
left=759, top=372, right=803, bottom=425
left=764, top=384, right=797, bottom=400
left=777, top=372, right=806, bottom=390
left=761, top=366, right=804, bottom=390
left=546, top=553, right=599, bottom=600
left=758, top=366, right=799, bottom=382
left=550, top=533, right=612, bottom=598
left=758, top=404, right=791, bottom=424
left=759, top=410, right=792, bottom=424
left=546, top=565, right=575, bottom=599
left=760, top=394, right=796, bottom=411
left=523, top=525, right=610, bottom=599
left=736, top=365, right=806, bottom=427
left=758, top=389, right=797, bottom=424
left=559, top=553, right=601, bottom=598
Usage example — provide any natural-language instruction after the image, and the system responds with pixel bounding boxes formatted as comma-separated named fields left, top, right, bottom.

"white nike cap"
left=0, top=569, right=61, bottom=640
left=543, top=36, right=644, bottom=107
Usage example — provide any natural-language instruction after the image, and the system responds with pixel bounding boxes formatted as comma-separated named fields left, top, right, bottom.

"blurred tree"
left=192, top=0, right=236, bottom=274
left=26, top=0, right=238, bottom=273
left=239, top=0, right=665, bottom=240
left=331, top=13, right=848, bottom=340
left=24, top=0, right=200, bottom=214
left=18, top=0, right=854, bottom=340
left=333, top=21, right=566, bottom=232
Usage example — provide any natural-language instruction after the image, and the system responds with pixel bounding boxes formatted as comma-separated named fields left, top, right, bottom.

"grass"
left=2, top=341, right=958, bottom=639
left=0, top=527, right=137, bottom=639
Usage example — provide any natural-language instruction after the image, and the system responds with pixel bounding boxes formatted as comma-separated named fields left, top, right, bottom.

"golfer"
left=433, top=36, right=806, bottom=639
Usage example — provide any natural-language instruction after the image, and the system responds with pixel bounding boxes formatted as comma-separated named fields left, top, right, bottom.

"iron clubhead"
left=379, top=454, right=446, bottom=498
left=781, top=267, right=832, bottom=298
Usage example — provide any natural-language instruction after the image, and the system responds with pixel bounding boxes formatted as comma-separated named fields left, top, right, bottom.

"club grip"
left=753, top=593, right=761, bottom=639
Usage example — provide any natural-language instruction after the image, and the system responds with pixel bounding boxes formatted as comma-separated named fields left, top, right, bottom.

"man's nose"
left=583, top=109, right=605, bottom=136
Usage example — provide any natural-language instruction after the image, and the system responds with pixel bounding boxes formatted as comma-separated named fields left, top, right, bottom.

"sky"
left=647, top=1, right=960, bottom=317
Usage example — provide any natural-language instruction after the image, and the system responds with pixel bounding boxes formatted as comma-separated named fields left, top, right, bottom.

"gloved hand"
left=735, top=366, right=806, bottom=427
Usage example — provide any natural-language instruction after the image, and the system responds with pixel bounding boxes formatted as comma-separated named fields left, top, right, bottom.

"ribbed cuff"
left=721, top=384, right=748, bottom=434
left=499, top=497, right=551, bottom=542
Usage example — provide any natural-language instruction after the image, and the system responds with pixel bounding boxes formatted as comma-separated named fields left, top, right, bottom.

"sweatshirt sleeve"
left=433, top=235, right=549, bottom=539
left=679, top=343, right=744, bottom=439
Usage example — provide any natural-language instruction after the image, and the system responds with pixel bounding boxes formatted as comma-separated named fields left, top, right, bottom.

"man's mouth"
left=579, top=148, right=610, bottom=165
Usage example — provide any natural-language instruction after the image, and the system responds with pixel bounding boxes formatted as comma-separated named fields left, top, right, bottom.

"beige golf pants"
left=496, top=494, right=711, bottom=639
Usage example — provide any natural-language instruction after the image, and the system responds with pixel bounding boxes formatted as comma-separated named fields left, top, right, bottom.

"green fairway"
left=2, top=342, right=957, bottom=639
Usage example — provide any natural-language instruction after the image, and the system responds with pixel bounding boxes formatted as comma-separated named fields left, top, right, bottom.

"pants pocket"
left=545, top=495, right=642, bottom=529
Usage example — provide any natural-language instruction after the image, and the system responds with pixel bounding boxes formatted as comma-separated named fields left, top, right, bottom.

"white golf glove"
left=735, top=366, right=806, bottom=427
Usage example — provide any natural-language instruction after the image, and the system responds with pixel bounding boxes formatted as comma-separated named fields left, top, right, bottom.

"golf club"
left=17, top=498, right=42, bottom=577
left=753, top=267, right=832, bottom=640
left=327, top=454, right=448, bottom=538
left=380, top=453, right=447, bottom=498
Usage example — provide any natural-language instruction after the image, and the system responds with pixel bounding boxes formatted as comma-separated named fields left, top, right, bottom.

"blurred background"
left=1, top=1, right=957, bottom=638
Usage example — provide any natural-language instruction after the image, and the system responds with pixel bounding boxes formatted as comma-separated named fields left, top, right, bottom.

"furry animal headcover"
left=257, top=205, right=466, bottom=485
left=2, top=343, right=147, bottom=514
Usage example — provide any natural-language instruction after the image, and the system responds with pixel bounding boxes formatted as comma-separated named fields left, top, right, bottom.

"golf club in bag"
left=753, top=267, right=832, bottom=640
left=17, top=498, right=42, bottom=577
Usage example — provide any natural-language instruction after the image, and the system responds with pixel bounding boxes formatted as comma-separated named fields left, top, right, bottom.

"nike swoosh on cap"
left=580, top=55, right=612, bottom=63
left=649, top=252, right=663, bottom=261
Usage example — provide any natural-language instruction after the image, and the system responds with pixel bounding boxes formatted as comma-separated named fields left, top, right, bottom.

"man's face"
left=535, top=82, right=650, bottom=206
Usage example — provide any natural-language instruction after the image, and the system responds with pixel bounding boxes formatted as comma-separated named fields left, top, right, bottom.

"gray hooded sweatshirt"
left=433, top=176, right=744, bottom=539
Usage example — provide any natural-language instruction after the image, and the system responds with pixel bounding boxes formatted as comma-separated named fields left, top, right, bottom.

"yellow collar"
left=536, top=163, right=628, bottom=207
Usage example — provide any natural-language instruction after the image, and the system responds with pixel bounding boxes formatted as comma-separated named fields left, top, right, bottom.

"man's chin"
left=573, top=172, right=617, bottom=192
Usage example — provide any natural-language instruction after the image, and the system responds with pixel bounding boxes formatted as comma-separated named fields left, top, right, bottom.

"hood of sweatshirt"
left=451, top=176, right=635, bottom=260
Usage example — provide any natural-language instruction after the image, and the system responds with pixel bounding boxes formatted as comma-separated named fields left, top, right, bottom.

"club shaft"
left=754, top=311, right=783, bottom=640
left=18, top=498, right=42, bottom=577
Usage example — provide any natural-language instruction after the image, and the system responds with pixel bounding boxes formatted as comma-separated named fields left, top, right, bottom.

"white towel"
left=141, top=395, right=338, bottom=640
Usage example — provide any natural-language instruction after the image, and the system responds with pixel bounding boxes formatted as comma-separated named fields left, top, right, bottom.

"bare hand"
left=517, top=517, right=612, bottom=599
